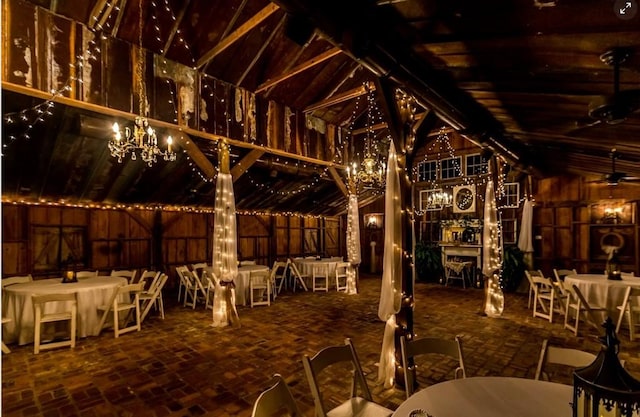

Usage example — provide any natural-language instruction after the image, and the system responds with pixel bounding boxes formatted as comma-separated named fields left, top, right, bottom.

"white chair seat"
left=326, top=397, right=392, bottom=417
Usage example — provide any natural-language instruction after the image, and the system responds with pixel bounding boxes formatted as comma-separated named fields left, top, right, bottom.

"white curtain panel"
left=211, top=172, right=240, bottom=328
left=377, top=141, right=403, bottom=387
left=517, top=198, right=535, bottom=269
left=346, top=193, right=361, bottom=295
left=482, top=177, right=504, bottom=317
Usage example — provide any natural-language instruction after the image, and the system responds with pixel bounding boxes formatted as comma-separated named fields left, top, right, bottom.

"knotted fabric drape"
left=211, top=172, right=240, bottom=328
left=517, top=198, right=535, bottom=269
left=377, top=142, right=402, bottom=388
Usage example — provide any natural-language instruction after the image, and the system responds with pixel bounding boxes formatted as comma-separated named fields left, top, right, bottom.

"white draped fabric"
left=482, top=178, right=504, bottom=317
left=346, top=193, right=360, bottom=295
left=377, top=142, right=402, bottom=388
left=211, top=172, right=240, bottom=327
left=517, top=198, right=535, bottom=269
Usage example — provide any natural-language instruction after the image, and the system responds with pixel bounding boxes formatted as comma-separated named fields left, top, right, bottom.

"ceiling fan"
left=566, top=48, right=640, bottom=133
left=589, top=148, right=640, bottom=186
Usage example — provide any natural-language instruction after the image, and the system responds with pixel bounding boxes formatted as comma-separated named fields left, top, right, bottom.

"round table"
left=565, top=274, right=640, bottom=316
left=392, top=377, right=574, bottom=417
left=2, top=276, right=127, bottom=345
left=236, top=265, right=269, bottom=306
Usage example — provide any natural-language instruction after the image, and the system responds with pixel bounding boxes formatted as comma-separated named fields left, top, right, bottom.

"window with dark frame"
left=466, top=154, right=489, bottom=176
left=501, top=218, right=518, bottom=244
left=416, top=160, right=437, bottom=182
left=441, top=157, right=462, bottom=179
left=503, top=182, right=520, bottom=208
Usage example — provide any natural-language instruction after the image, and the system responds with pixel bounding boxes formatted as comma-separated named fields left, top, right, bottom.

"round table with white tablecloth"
left=564, top=274, right=640, bottom=317
left=235, top=265, right=269, bottom=306
left=392, top=377, right=573, bottom=417
left=2, top=276, right=127, bottom=345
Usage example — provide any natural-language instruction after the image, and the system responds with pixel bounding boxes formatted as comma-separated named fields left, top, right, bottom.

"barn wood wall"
left=1, top=205, right=342, bottom=286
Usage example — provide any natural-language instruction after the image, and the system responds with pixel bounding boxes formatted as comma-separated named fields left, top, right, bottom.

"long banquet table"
left=392, top=376, right=573, bottom=417
left=2, top=276, right=127, bottom=345
left=565, top=274, right=640, bottom=317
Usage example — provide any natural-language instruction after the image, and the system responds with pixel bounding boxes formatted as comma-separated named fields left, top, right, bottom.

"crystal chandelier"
left=426, top=189, right=452, bottom=210
left=347, top=85, right=386, bottom=191
left=109, top=0, right=175, bottom=167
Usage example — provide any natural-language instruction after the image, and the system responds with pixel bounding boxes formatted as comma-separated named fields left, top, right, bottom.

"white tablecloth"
left=294, top=259, right=339, bottom=278
left=392, top=377, right=573, bottom=417
left=2, top=276, right=127, bottom=345
left=235, top=265, right=269, bottom=306
left=565, top=274, right=640, bottom=316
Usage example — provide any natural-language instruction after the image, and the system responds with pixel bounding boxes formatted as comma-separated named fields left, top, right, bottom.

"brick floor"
left=3, top=274, right=639, bottom=416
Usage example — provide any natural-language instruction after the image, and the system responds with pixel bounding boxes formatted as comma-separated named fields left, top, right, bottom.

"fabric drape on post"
left=346, top=193, right=361, bottom=295
left=377, top=142, right=402, bottom=388
left=517, top=199, right=535, bottom=270
left=211, top=172, right=240, bottom=328
left=482, top=177, right=504, bottom=317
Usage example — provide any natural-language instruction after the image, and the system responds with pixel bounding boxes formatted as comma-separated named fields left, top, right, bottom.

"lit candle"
left=167, top=136, right=173, bottom=153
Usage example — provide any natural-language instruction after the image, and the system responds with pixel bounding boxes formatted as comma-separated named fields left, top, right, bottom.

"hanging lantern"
left=572, top=318, right=640, bottom=417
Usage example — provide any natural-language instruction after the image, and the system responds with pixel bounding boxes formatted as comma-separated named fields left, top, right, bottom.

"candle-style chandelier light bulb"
left=108, top=0, right=175, bottom=167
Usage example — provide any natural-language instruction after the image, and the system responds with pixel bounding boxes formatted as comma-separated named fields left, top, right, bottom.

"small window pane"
left=417, top=160, right=437, bottom=182
left=503, top=183, right=520, bottom=208
left=501, top=219, right=517, bottom=244
left=441, top=157, right=462, bottom=179
left=466, top=154, right=489, bottom=176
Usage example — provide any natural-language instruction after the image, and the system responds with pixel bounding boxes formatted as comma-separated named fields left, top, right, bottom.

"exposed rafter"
left=161, top=0, right=190, bottom=56
left=255, top=47, right=342, bottom=93
left=327, top=166, right=348, bottom=198
left=304, top=82, right=374, bottom=113
left=169, top=129, right=216, bottom=180
left=236, top=14, right=286, bottom=86
left=231, top=149, right=265, bottom=182
left=196, top=3, right=280, bottom=69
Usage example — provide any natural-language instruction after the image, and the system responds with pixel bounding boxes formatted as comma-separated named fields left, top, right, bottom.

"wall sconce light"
left=364, top=213, right=383, bottom=229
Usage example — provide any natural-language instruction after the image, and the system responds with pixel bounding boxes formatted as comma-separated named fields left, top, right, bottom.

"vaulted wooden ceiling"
left=3, top=0, right=640, bottom=215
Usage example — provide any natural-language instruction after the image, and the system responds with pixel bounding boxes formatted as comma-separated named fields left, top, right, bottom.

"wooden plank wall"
left=1, top=204, right=342, bottom=287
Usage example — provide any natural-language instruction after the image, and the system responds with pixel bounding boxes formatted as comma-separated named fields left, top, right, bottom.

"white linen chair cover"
left=32, top=292, right=77, bottom=354
left=535, top=339, right=596, bottom=381
left=303, top=338, right=393, bottom=417
left=616, top=286, right=640, bottom=341
left=400, top=335, right=466, bottom=399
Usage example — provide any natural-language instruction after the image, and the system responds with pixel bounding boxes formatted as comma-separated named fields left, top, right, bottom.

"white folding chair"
left=2, top=318, right=12, bottom=354
left=138, top=270, right=161, bottom=290
left=250, top=269, right=271, bottom=307
left=616, top=286, right=640, bottom=341
left=97, top=282, right=144, bottom=338
left=202, top=268, right=219, bottom=310
left=312, top=264, right=329, bottom=292
left=251, top=373, right=303, bottom=417
left=176, top=266, right=199, bottom=308
left=529, top=274, right=556, bottom=322
left=110, top=269, right=137, bottom=283
left=140, top=273, right=168, bottom=321
left=524, top=270, right=544, bottom=309
left=270, top=260, right=289, bottom=297
left=335, top=262, right=349, bottom=292
left=288, top=261, right=309, bottom=292
left=564, top=284, right=608, bottom=335
left=75, top=270, right=98, bottom=279
left=2, top=275, right=33, bottom=287
left=553, top=268, right=577, bottom=283
left=535, top=339, right=596, bottom=381
left=32, top=293, right=77, bottom=354
left=302, top=338, right=393, bottom=417
left=400, top=335, right=466, bottom=399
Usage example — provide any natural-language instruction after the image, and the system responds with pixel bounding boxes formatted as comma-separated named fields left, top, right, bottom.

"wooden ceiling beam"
left=255, top=47, right=342, bottom=93
left=304, top=82, right=374, bottom=113
left=327, top=166, right=348, bottom=198
left=87, top=0, right=108, bottom=29
left=111, top=0, right=128, bottom=37
left=236, top=14, right=286, bottom=86
left=231, top=149, right=265, bottom=182
left=169, top=129, right=216, bottom=180
left=161, top=0, right=190, bottom=56
left=196, top=3, right=280, bottom=69
left=351, top=122, right=387, bottom=136
left=3, top=81, right=347, bottom=170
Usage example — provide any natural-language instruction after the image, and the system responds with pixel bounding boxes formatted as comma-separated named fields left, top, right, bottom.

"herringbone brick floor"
left=2, top=274, right=639, bottom=416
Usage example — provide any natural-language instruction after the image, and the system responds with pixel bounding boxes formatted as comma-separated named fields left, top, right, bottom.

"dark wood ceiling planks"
left=3, top=0, right=640, bottom=215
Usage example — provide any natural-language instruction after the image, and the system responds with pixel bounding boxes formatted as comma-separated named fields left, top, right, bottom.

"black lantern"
left=572, top=318, right=640, bottom=417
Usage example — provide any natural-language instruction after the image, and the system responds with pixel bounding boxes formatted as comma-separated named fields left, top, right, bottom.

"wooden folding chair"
left=33, top=293, right=77, bottom=354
